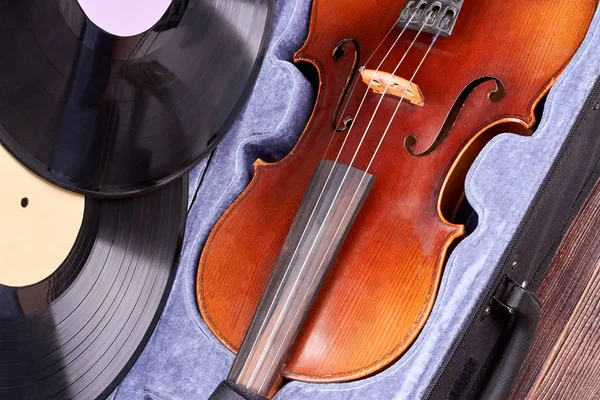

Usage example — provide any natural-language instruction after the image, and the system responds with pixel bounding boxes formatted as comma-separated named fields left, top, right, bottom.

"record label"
left=0, top=141, right=187, bottom=399
left=0, top=145, right=84, bottom=287
left=76, top=0, right=173, bottom=37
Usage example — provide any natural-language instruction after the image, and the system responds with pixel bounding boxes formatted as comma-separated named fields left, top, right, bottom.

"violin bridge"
left=360, top=68, right=425, bottom=106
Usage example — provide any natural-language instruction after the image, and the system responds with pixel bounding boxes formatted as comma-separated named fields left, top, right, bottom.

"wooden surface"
left=508, top=180, right=600, bottom=399
left=197, top=0, right=597, bottom=385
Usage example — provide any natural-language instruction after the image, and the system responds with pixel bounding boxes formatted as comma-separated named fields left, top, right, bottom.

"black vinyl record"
left=0, top=0, right=273, bottom=197
left=0, top=177, right=187, bottom=400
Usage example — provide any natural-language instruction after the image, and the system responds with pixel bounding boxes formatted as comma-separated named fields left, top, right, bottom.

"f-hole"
left=405, top=77, right=506, bottom=156
left=332, top=38, right=361, bottom=132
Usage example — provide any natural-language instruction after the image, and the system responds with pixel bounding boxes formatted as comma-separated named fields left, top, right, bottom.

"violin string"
left=240, top=12, right=420, bottom=389
left=317, top=12, right=419, bottom=180
left=255, top=17, right=436, bottom=394
left=332, top=21, right=398, bottom=132
left=293, top=18, right=409, bottom=220
left=326, top=29, right=441, bottom=251
left=365, top=34, right=440, bottom=174
left=336, top=21, right=427, bottom=173
left=314, top=31, right=441, bottom=300
left=321, top=15, right=418, bottom=180
left=256, top=27, right=440, bottom=393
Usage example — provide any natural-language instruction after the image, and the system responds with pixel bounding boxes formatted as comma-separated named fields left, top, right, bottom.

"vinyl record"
left=0, top=144, right=187, bottom=399
left=0, top=0, right=273, bottom=197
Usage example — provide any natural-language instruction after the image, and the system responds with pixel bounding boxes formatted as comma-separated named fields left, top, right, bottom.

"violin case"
left=109, top=0, right=600, bottom=399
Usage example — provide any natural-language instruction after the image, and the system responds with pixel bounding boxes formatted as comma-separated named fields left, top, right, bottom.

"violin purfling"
left=198, top=0, right=597, bottom=397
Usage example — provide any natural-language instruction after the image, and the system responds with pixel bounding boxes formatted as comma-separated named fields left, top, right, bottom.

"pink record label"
left=77, top=0, right=172, bottom=37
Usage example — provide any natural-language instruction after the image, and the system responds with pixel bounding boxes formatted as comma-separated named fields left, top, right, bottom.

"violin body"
left=198, top=0, right=596, bottom=385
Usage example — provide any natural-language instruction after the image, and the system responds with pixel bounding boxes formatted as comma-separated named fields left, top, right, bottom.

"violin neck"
left=226, top=160, right=374, bottom=396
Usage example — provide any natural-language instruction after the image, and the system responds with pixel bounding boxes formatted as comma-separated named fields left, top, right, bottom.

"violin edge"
left=196, top=0, right=596, bottom=385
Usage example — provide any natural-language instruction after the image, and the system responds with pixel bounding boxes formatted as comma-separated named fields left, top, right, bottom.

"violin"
left=198, top=0, right=597, bottom=397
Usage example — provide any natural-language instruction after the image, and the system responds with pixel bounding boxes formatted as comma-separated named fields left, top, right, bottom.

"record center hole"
left=21, top=197, right=29, bottom=208
left=77, top=0, right=173, bottom=37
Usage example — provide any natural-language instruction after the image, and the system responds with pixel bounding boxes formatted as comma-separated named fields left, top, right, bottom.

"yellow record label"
left=0, top=146, right=85, bottom=287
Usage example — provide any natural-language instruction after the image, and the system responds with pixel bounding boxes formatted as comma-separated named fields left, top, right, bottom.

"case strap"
left=478, top=280, right=541, bottom=400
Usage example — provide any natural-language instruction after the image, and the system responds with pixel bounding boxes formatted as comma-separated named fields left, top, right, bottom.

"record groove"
left=0, top=177, right=187, bottom=399
left=0, top=0, right=273, bottom=196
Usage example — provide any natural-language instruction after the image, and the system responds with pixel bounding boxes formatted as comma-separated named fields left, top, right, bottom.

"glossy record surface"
left=0, top=178, right=187, bottom=399
left=0, top=0, right=272, bottom=196
left=198, top=0, right=597, bottom=384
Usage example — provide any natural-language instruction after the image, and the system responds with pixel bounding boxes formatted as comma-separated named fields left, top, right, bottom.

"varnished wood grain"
left=198, top=0, right=597, bottom=384
left=508, top=180, right=600, bottom=400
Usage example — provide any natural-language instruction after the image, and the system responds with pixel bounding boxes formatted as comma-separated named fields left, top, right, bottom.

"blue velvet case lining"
left=111, top=1, right=600, bottom=399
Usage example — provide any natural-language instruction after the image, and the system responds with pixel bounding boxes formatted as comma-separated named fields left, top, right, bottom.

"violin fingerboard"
left=228, top=159, right=374, bottom=396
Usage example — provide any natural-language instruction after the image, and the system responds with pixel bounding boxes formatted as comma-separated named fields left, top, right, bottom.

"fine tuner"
left=399, top=0, right=464, bottom=37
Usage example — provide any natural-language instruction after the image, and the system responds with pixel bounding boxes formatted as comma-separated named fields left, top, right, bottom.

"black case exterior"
left=427, top=78, right=600, bottom=400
